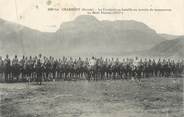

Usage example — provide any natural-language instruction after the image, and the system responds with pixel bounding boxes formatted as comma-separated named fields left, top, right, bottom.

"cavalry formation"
left=0, top=54, right=183, bottom=84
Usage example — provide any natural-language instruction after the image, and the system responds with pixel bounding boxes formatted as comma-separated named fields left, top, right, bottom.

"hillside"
left=145, top=36, right=184, bottom=58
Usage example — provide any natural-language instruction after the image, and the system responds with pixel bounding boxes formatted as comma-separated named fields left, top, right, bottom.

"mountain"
left=160, top=34, right=181, bottom=40
left=0, top=18, right=57, bottom=56
left=0, top=15, right=166, bottom=57
left=144, top=36, right=184, bottom=58
left=55, top=15, right=165, bottom=56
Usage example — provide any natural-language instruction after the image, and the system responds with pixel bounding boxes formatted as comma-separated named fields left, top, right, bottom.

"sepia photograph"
left=0, top=0, right=184, bottom=117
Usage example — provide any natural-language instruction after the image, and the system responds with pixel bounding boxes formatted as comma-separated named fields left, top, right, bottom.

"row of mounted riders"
left=0, top=55, right=184, bottom=84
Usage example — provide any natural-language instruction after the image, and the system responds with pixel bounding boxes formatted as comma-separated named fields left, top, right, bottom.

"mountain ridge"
left=141, top=36, right=184, bottom=58
left=1, top=15, right=179, bottom=57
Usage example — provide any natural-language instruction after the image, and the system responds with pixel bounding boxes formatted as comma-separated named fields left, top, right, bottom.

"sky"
left=0, top=0, right=184, bottom=35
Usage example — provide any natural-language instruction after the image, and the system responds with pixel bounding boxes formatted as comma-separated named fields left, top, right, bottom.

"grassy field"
left=0, top=78, right=183, bottom=117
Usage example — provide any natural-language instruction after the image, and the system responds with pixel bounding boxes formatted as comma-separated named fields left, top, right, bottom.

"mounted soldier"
left=52, top=57, right=58, bottom=81
left=4, top=55, right=11, bottom=82
left=62, top=57, right=68, bottom=80
left=76, top=57, right=83, bottom=79
left=0, top=56, right=4, bottom=82
left=55, top=59, right=60, bottom=79
left=42, top=57, right=48, bottom=81
left=35, top=54, right=43, bottom=85
left=23, top=57, right=29, bottom=81
left=19, top=56, right=26, bottom=81
left=89, top=56, right=96, bottom=80
left=166, top=59, right=172, bottom=77
left=119, top=58, right=125, bottom=79
left=102, top=58, right=108, bottom=80
left=105, top=58, right=111, bottom=79
left=32, top=56, right=37, bottom=81
left=147, top=59, right=153, bottom=77
left=108, top=58, right=115, bottom=79
left=176, top=60, right=183, bottom=77
left=151, top=59, right=157, bottom=77
left=137, top=58, right=144, bottom=78
left=66, top=57, right=73, bottom=80
left=156, top=58, right=162, bottom=77
left=143, top=58, right=149, bottom=77
left=99, top=58, right=106, bottom=80
left=124, top=58, right=132, bottom=79
left=12, top=55, right=20, bottom=82
left=58, top=58, right=64, bottom=79
left=113, top=58, right=120, bottom=79
left=83, top=58, right=90, bottom=80
left=26, top=56, right=34, bottom=82
left=132, top=57, right=140, bottom=79
left=95, top=57, right=102, bottom=80
left=161, top=59, right=167, bottom=77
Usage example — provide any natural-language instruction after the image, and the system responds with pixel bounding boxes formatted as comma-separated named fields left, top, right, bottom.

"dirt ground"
left=0, top=78, right=183, bottom=117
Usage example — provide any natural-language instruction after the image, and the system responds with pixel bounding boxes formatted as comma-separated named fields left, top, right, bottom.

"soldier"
left=108, top=58, right=114, bottom=80
left=166, top=59, right=172, bottom=77
left=119, top=58, right=125, bottom=79
left=156, top=58, right=162, bottom=77
left=161, top=59, right=167, bottom=77
left=132, top=57, right=140, bottom=79
left=76, top=57, right=83, bottom=79
left=170, top=60, right=176, bottom=77
left=23, top=57, right=29, bottom=81
left=62, top=57, right=68, bottom=80
left=58, top=58, right=64, bottom=79
left=151, top=59, right=157, bottom=77
left=147, top=59, right=153, bottom=78
left=181, top=60, right=184, bottom=76
left=143, top=58, right=149, bottom=78
left=27, top=56, right=34, bottom=82
left=55, top=59, right=60, bottom=79
left=57, top=58, right=61, bottom=79
left=32, top=56, right=38, bottom=81
left=124, top=58, right=131, bottom=79
left=99, top=58, right=106, bottom=80
left=35, top=54, right=43, bottom=85
left=102, top=58, right=108, bottom=80
left=66, top=57, right=73, bottom=80
left=19, top=56, right=26, bottom=81
left=43, top=57, right=50, bottom=81
left=48, top=56, right=54, bottom=80
left=113, top=58, right=120, bottom=79
left=176, top=60, right=183, bottom=77
left=95, top=58, right=101, bottom=80
left=52, top=57, right=58, bottom=81
left=89, top=56, right=96, bottom=80
left=105, top=58, right=111, bottom=79
left=137, top=58, right=144, bottom=78
left=181, top=59, right=184, bottom=75
left=4, top=54, right=11, bottom=82
left=12, top=55, right=20, bottom=82
left=0, top=56, right=4, bottom=82
left=83, top=58, right=90, bottom=80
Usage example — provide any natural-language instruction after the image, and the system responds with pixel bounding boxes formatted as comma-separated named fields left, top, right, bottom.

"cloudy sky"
left=0, top=0, right=183, bottom=35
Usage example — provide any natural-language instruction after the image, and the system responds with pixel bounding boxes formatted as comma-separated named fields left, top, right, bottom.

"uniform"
left=4, top=57, right=11, bottom=82
left=12, top=57, right=20, bottom=81
left=0, top=58, right=4, bottom=82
